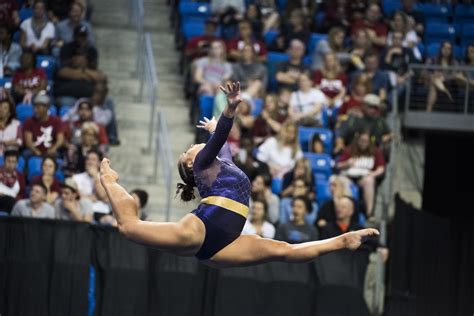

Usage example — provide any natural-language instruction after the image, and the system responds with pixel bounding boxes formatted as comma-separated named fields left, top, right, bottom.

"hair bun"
left=176, top=183, right=195, bottom=202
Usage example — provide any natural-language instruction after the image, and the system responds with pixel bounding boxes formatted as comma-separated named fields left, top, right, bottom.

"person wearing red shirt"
left=67, top=99, right=109, bottom=148
left=350, top=4, right=388, bottom=49
left=227, top=19, right=267, bottom=62
left=313, top=52, right=348, bottom=109
left=23, top=92, right=65, bottom=157
left=338, top=74, right=371, bottom=118
left=336, top=130, right=385, bottom=217
left=185, top=18, right=219, bottom=62
left=12, top=51, right=47, bottom=104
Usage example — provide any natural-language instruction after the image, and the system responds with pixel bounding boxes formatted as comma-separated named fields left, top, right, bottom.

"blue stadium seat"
left=0, top=77, right=12, bottom=90
left=19, top=8, right=33, bottom=22
left=454, top=4, right=474, bottom=23
left=424, top=22, right=455, bottom=44
left=416, top=4, right=452, bottom=22
left=298, top=127, right=333, bottom=154
left=199, top=95, right=214, bottom=121
left=304, top=153, right=333, bottom=182
left=266, top=52, right=289, bottom=91
left=59, top=105, right=71, bottom=118
left=271, top=177, right=283, bottom=195
left=179, top=2, right=210, bottom=19
left=46, top=80, right=54, bottom=95
left=382, top=0, right=402, bottom=16
left=276, top=0, right=287, bottom=12
left=426, top=42, right=462, bottom=59
left=17, top=156, right=25, bottom=173
left=307, top=33, right=328, bottom=55
left=263, top=31, right=278, bottom=46
left=313, top=11, right=326, bottom=26
left=36, top=55, right=57, bottom=79
left=252, top=98, right=264, bottom=116
left=16, top=104, right=34, bottom=123
left=27, top=156, right=43, bottom=180
left=461, top=25, right=474, bottom=46
left=316, top=180, right=332, bottom=204
left=181, top=21, right=206, bottom=41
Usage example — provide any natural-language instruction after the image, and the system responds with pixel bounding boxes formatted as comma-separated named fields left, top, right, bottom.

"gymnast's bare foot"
left=100, top=158, right=119, bottom=185
left=341, top=228, right=380, bottom=250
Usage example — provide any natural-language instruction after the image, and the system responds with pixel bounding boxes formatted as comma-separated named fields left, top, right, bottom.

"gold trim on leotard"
left=200, top=196, right=249, bottom=218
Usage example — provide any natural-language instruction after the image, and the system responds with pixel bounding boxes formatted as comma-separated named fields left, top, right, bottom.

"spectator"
left=387, top=11, right=421, bottom=60
left=130, top=189, right=149, bottom=221
left=55, top=2, right=94, bottom=48
left=270, top=9, right=310, bottom=52
left=72, top=149, right=109, bottom=214
left=338, top=74, right=371, bottom=117
left=29, top=156, right=61, bottom=205
left=289, top=72, right=325, bottom=127
left=275, top=196, right=319, bottom=243
left=234, top=137, right=270, bottom=180
left=251, top=93, right=287, bottom=145
left=185, top=18, right=219, bottom=62
left=425, top=41, right=464, bottom=112
left=350, top=4, right=388, bottom=49
left=55, top=177, right=93, bottom=222
left=12, top=50, right=47, bottom=104
left=335, top=94, right=391, bottom=155
left=19, top=0, right=55, bottom=55
left=234, top=101, right=255, bottom=141
left=60, top=25, right=98, bottom=69
left=313, top=52, right=348, bottom=110
left=211, top=0, right=245, bottom=15
left=65, top=98, right=109, bottom=148
left=309, top=133, right=325, bottom=154
left=194, top=40, right=233, bottom=96
left=65, top=121, right=101, bottom=174
left=250, top=174, right=279, bottom=224
left=242, top=199, right=276, bottom=238
left=351, top=52, right=390, bottom=102
left=11, top=183, right=55, bottom=218
left=312, top=26, right=349, bottom=71
left=337, top=129, right=385, bottom=218
left=281, top=157, right=315, bottom=200
left=321, top=0, right=350, bottom=32
left=0, top=24, right=22, bottom=77
left=91, top=82, right=119, bottom=145
left=47, top=0, right=88, bottom=23
left=275, top=39, right=309, bottom=91
left=232, top=43, right=268, bottom=99
left=227, top=19, right=267, bottom=62
left=400, top=0, right=424, bottom=38
left=319, top=196, right=365, bottom=239
left=463, top=44, right=474, bottom=86
left=255, top=0, right=279, bottom=33
left=256, top=121, right=303, bottom=179
left=244, top=4, right=263, bottom=39
left=0, top=94, right=22, bottom=155
left=348, top=28, right=373, bottom=72
left=316, top=174, right=355, bottom=228
left=212, top=78, right=233, bottom=117
left=0, top=0, right=20, bottom=29
left=55, top=48, right=106, bottom=107
left=23, top=91, right=65, bottom=157
left=0, top=150, right=25, bottom=213
left=279, top=177, right=318, bottom=225
left=382, top=30, right=418, bottom=84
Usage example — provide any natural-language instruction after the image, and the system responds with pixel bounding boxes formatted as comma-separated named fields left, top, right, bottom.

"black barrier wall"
left=0, top=217, right=371, bottom=316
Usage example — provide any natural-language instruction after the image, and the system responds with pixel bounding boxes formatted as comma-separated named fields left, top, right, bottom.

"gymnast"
left=99, top=82, right=379, bottom=269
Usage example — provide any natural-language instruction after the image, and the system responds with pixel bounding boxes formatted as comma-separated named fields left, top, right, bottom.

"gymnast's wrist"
left=222, top=106, right=236, bottom=118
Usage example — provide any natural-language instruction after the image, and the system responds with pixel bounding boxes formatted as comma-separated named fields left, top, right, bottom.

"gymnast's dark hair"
left=177, top=160, right=196, bottom=202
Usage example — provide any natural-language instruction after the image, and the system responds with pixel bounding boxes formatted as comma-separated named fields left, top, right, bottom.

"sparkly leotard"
left=191, top=115, right=251, bottom=260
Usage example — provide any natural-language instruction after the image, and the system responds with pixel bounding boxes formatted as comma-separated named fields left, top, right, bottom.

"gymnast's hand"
left=341, top=228, right=380, bottom=250
left=220, top=81, right=242, bottom=111
left=197, top=116, right=217, bottom=134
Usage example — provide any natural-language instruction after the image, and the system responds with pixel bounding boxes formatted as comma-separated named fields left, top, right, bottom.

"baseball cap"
left=62, top=177, right=79, bottom=193
left=33, top=91, right=50, bottom=106
left=363, top=94, right=382, bottom=108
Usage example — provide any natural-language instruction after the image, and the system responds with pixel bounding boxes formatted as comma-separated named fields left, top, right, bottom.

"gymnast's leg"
left=99, top=158, right=205, bottom=256
left=207, top=229, right=379, bottom=268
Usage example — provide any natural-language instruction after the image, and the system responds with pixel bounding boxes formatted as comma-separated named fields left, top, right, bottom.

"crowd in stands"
left=175, top=0, right=474, bottom=248
left=0, top=0, right=150, bottom=224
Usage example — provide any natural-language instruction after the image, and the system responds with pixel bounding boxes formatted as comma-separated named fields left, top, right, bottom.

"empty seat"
left=263, top=31, right=278, bottom=46
left=27, top=156, right=43, bottom=181
left=316, top=180, right=332, bottom=204
left=181, top=21, right=206, bottom=41
left=461, top=25, right=474, bottom=46
left=424, top=22, right=455, bottom=44
left=16, top=103, right=34, bottom=123
left=179, top=2, right=210, bottom=19
left=416, top=4, right=452, bottom=22
left=271, top=177, right=283, bottom=195
left=252, top=98, right=264, bottom=116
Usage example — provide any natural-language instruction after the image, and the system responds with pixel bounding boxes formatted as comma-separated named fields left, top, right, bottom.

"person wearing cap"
left=23, top=91, right=65, bottom=157
left=54, top=177, right=93, bottom=222
left=19, top=0, right=55, bottom=55
left=60, top=24, right=98, bottom=69
left=11, top=182, right=55, bottom=218
left=12, top=50, right=47, bottom=104
left=334, top=93, right=391, bottom=155
left=55, top=2, right=94, bottom=48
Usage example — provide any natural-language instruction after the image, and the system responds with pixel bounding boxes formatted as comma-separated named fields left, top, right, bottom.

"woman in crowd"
left=281, top=157, right=315, bottom=200
left=30, top=156, right=62, bottom=205
left=338, top=74, right=371, bottom=118
left=313, top=52, right=348, bottom=110
left=234, top=100, right=255, bottom=141
left=251, top=94, right=287, bottom=145
left=0, top=94, right=22, bottom=156
left=54, top=177, right=93, bottom=222
left=275, top=196, right=319, bottom=243
left=336, top=129, right=385, bottom=218
left=20, top=0, right=55, bottom=54
left=242, top=199, right=276, bottom=238
left=387, top=11, right=420, bottom=60
left=348, top=28, right=373, bottom=72
left=65, top=122, right=101, bottom=175
left=279, top=178, right=318, bottom=225
left=289, top=72, right=326, bottom=127
left=312, top=26, right=349, bottom=71
left=256, top=120, right=303, bottom=179
left=250, top=174, right=279, bottom=224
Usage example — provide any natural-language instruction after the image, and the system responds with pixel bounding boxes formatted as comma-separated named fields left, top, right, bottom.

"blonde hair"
left=321, top=52, right=342, bottom=79
left=329, top=175, right=352, bottom=198
left=294, top=157, right=312, bottom=184
left=81, top=122, right=99, bottom=135
left=276, top=121, right=301, bottom=158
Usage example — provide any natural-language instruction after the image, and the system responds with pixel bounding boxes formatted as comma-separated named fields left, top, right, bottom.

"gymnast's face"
left=180, top=143, right=205, bottom=168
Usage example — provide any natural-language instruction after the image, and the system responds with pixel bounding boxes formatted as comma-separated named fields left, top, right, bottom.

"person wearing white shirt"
left=256, top=121, right=303, bottom=179
left=289, top=72, right=326, bottom=127
left=19, top=1, right=55, bottom=55
left=242, top=199, right=276, bottom=239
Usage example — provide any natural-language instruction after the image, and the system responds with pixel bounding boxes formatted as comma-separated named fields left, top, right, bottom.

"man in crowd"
left=11, top=183, right=55, bottom=218
left=0, top=150, right=25, bottom=214
left=55, top=177, right=93, bottom=222
left=275, top=39, right=309, bottom=91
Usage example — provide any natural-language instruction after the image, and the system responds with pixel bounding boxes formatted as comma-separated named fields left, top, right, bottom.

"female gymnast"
left=99, top=82, right=379, bottom=269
